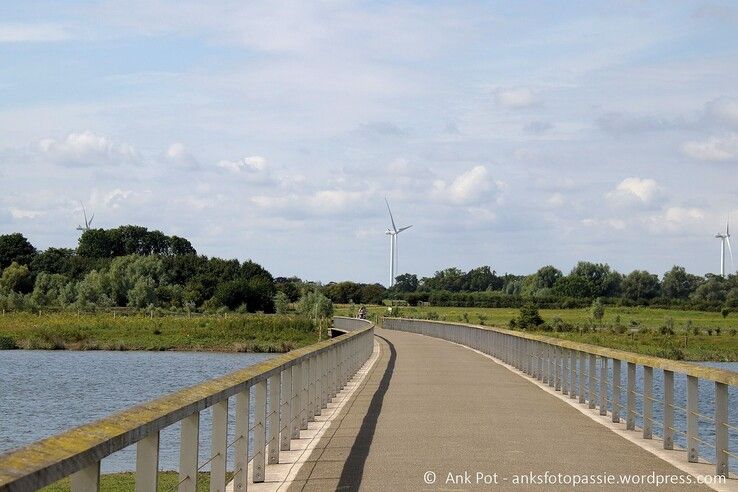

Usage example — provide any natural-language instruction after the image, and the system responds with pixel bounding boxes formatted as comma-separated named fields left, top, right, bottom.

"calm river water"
left=0, top=352, right=736, bottom=474
left=0, top=350, right=275, bottom=473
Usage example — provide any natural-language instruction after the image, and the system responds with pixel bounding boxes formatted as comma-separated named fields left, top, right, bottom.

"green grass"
left=0, top=312, right=319, bottom=353
left=41, top=471, right=217, bottom=491
left=336, top=304, right=738, bottom=362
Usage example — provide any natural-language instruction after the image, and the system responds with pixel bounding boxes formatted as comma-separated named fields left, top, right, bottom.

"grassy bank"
left=42, top=471, right=216, bottom=491
left=0, top=312, right=319, bottom=353
left=336, top=304, right=738, bottom=361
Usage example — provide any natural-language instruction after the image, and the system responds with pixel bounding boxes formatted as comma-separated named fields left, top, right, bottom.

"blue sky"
left=1, top=0, right=737, bottom=284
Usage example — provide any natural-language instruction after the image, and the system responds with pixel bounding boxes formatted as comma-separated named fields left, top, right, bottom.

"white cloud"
left=705, top=97, right=738, bottom=125
left=681, top=134, right=738, bottom=161
left=606, top=177, right=664, bottom=208
left=310, top=190, right=367, bottom=210
left=163, top=143, right=198, bottom=170
left=665, top=206, right=704, bottom=223
left=547, top=193, right=566, bottom=208
left=494, top=87, right=537, bottom=109
left=0, top=23, right=71, bottom=43
left=39, top=131, right=141, bottom=167
left=10, top=208, right=44, bottom=219
left=216, top=155, right=267, bottom=172
left=433, top=165, right=500, bottom=205
left=90, top=188, right=135, bottom=210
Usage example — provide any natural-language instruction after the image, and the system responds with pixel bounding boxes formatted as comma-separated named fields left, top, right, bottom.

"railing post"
left=300, top=359, right=308, bottom=430
left=253, top=380, right=267, bottom=482
left=612, top=359, right=621, bottom=423
left=599, top=357, right=608, bottom=416
left=320, top=352, right=327, bottom=411
left=291, top=363, right=301, bottom=439
left=562, top=348, right=569, bottom=395
left=687, top=375, right=698, bottom=462
left=626, top=362, right=636, bottom=430
left=663, top=370, right=674, bottom=450
left=715, top=381, right=729, bottom=476
left=268, top=374, right=280, bottom=464
left=578, top=352, right=586, bottom=404
left=307, top=356, right=315, bottom=422
left=331, top=346, right=337, bottom=398
left=179, top=412, right=199, bottom=492
left=210, top=399, right=228, bottom=492
left=548, top=345, right=555, bottom=388
left=588, top=354, right=596, bottom=409
left=537, top=343, right=544, bottom=381
left=135, top=432, right=159, bottom=492
left=281, top=367, right=292, bottom=451
left=569, top=350, right=576, bottom=400
left=233, top=389, right=249, bottom=491
left=551, top=345, right=561, bottom=391
left=70, top=462, right=100, bottom=492
left=643, top=366, right=653, bottom=439
left=314, top=353, right=322, bottom=416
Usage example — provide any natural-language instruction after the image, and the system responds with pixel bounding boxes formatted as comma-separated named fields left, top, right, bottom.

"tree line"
left=0, top=228, right=277, bottom=313
left=2, top=227, right=736, bottom=313
left=387, top=264, right=738, bottom=311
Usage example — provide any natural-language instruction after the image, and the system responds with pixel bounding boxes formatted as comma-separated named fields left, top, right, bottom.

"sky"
left=0, top=1, right=737, bottom=285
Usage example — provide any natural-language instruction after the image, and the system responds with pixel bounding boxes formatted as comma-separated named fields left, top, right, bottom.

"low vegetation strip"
left=40, top=471, right=215, bottom=491
left=0, top=312, right=318, bottom=353
left=338, top=305, right=738, bottom=361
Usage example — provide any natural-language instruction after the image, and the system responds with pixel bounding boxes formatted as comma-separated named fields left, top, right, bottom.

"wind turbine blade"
left=397, top=225, right=412, bottom=233
left=385, top=197, right=397, bottom=232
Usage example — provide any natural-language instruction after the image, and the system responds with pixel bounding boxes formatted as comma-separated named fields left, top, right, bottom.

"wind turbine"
left=715, top=219, right=734, bottom=277
left=385, top=197, right=412, bottom=287
left=76, top=203, right=95, bottom=232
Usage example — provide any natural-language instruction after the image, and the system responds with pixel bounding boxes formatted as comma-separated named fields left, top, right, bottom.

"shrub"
left=659, top=325, right=675, bottom=336
left=516, top=302, right=544, bottom=329
left=274, top=292, right=289, bottom=314
left=590, top=297, right=605, bottom=322
left=0, top=335, right=17, bottom=349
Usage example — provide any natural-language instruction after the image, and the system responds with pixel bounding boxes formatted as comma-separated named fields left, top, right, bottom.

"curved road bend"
left=287, top=327, right=713, bottom=491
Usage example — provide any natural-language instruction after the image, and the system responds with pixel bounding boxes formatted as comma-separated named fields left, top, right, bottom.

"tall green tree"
left=622, top=270, right=661, bottom=301
left=662, top=266, right=702, bottom=299
left=0, top=233, right=37, bottom=269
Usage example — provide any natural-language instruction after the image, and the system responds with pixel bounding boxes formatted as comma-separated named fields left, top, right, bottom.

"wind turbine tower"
left=76, top=203, right=95, bottom=232
left=384, top=197, right=412, bottom=287
left=715, top=220, right=734, bottom=277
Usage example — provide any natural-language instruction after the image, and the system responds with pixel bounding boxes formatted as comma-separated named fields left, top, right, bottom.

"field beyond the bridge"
left=336, top=304, right=738, bottom=362
left=0, top=312, right=319, bottom=353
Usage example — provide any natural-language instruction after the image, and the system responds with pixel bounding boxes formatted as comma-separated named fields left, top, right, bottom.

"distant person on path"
left=357, top=305, right=367, bottom=319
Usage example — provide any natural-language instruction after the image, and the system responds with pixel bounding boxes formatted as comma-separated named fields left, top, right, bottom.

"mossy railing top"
left=383, top=317, right=738, bottom=386
left=0, top=317, right=373, bottom=491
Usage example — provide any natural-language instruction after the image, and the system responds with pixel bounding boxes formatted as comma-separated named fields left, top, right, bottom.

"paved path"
left=287, top=328, right=712, bottom=491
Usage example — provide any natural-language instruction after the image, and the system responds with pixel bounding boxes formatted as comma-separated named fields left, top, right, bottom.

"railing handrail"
left=383, top=317, right=738, bottom=386
left=0, top=319, right=374, bottom=491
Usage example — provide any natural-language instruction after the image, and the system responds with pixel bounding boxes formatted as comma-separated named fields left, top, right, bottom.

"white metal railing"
left=383, top=317, right=738, bottom=478
left=0, top=317, right=373, bottom=492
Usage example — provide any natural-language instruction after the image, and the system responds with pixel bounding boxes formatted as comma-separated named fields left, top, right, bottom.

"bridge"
left=0, top=317, right=736, bottom=491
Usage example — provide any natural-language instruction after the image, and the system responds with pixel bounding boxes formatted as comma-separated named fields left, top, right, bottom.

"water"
left=0, top=350, right=276, bottom=473
left=576, top=360, right=738, bottom=473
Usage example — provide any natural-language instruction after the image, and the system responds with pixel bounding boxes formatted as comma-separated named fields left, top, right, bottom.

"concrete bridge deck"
left=287, top=327, right=712, bottom=491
